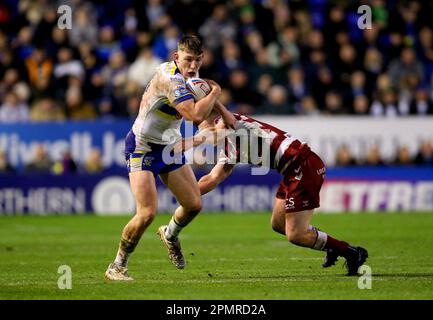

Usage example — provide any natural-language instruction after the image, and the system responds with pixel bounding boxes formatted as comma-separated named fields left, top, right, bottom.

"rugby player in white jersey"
left=184, top=111, right=368, bottom=276
left=105, top=35, right=235, bottom=280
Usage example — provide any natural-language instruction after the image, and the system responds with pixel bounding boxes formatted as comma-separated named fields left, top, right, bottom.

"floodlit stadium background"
left=0, top=0, right=433, bottom=214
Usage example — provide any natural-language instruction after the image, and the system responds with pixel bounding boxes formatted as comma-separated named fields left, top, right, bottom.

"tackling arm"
left=212, top=100, right=236, bottom=129
left=198, top=163, right=235, bottom=195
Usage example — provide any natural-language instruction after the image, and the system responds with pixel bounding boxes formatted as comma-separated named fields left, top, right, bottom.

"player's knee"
left=184, top=198, right=202, bottom=215
left=271, top=218, right=284, bottom=234
left=135, top=206, right=156, bottom=224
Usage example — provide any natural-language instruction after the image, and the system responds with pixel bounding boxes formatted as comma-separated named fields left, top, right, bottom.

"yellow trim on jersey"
left=155, top=109, right=178, bottom=120
left=170, top=62, right=178, bottom=75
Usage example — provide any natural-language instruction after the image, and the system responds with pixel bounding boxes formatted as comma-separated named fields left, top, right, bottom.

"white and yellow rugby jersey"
left=132, top=61, right=194, bottom=151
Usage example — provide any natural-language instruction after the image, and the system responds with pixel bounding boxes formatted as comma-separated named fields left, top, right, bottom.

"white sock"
left=165, top=217, right=183, bottom=241
left=114, top=248, right=130, bottom=267
left=114, top=238, right=137, bottom=267
left=312, top=230, right=328, bottom=251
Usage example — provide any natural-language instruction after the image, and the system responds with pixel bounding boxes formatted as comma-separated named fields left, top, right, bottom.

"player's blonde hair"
left=177, top=35, right=203, bottom=55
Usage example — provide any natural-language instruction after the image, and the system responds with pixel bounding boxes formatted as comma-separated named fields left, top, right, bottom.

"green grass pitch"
left=1, top=212, right=433, bottom=300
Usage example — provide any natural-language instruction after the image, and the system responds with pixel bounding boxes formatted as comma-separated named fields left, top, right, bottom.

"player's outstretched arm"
left=175, top=81, right=221, bottom=126
left=213, top=100, right=236, bottom=129
left=198, top=163, right=235, bottom=195
left=175, top=128, right=218, bottom=153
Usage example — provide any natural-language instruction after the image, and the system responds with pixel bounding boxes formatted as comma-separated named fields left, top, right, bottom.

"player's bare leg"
left=272, top=198, right=368, bottom=276
left=157, top=164, right=202, bottom=269
left=105, top=171, right=157, bottom=281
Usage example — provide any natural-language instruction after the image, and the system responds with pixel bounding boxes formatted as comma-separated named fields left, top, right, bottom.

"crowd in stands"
left=0, top=0, right=433, bottom=173
left=334, top=139, right=433, bottom=167
left=0, top=0, right=432, bottom=120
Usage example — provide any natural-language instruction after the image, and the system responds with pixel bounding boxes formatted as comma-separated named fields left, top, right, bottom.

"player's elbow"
left=182, top=113, right=205, bottom=126
left=192, top=115, right=206, bottom=126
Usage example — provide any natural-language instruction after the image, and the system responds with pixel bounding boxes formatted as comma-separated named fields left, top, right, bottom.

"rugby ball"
left=186, top=77, right=211, bottom=101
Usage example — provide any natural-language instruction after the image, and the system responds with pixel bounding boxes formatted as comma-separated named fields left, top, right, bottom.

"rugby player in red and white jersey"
left=188, top=112, right=368, bottom=276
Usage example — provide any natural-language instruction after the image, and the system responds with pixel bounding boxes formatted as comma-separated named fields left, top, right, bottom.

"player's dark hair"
left=178, top=35, right=203, bottom=55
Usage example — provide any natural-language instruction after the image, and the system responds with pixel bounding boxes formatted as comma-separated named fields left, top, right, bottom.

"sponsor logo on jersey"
left=174, top=87, right=189, bottom=98
left=317, top=167, right=326, bottom=175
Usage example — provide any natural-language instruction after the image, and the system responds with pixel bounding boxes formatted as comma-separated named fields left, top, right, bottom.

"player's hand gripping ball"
left=186, top=77, right=211, bottom=101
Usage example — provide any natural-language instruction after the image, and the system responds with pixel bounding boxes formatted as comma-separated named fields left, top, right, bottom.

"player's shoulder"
left=160, top=61, right=185, bottom=81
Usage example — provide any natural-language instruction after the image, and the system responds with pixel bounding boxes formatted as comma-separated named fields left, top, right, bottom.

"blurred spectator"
left=311, top=66, right=335, bottom=109
left=243, top=30, right=264, bottom=64
left=409, top=86, right=433, bottom=115
left=417, top=26, right=433, bottom=84
left=127, top=47, right=162, bottom=88
left=278, top=26, right=300, bottom=65
left=363, top=47, right=384, bottom=91
left=97, top=25, right=121, bottom=63
left=84, top=148, right=104, bottom=174
left=152, top=24, right=181, bottom=61
left=335, top=145, right=357, bottom=167
left=24, top=47, right=53, bottom=87
left=69, top=4, right=98, bottom=48
left=236, top=3, right=258, bottom=43
left=52, top=150, right=77, bottom=175
left=392, top=146, right=413, bottom=166
left=0, top=68, right=21, bottom=99
left=259, top=85, right=293, bottom=115
left=11, top=26, right=34, bottom=61
left=100, top=50, right=129, bottom=96
left=219, top=40, right=245, bottom=83
left=346, top=71, right=368, bottom=105
left=414, top=140, right=433, bottom=166
left=335, top=145, right=358, bottom=167
left=228, top=68, right=261, bottom=111
left=286, top=67, right=307, bottom=113
left=256, top=73, right=273, bottom=102
left=352, top=95, right=370, bottom=115
left=248, top=48, right=282, bottom=88
left=54, top=47, right=85, bottom=83
left=30, top=98, right=65, bottom=122
left=45, top=26, right=70, bottom=63
left=25, top=144, right=53, bottom=173
left=266, top=25, right=300, bottom=68
left=388, top=47, right=424, bottom=91
left=271, top=1, right=291, bottom=34
left=323, top=91, right=346, bottom=115
left=146, top=0, right=170, bottom=32
left=0, top=150, right=15, bottom=173
left=363, top=144, right=386, bottom=166
left=65, top=86, right=97, bottom=121
left=335, top=44, right=361, bottom=89
left=199, top=3, right=237, bottom=51
left=32, top=5, right=57, bottom=47
left=370, top=89, right=399, bottom=117
left=0, top=91, right=29, bottom=123
left=299, top=96, right=319, bottom=116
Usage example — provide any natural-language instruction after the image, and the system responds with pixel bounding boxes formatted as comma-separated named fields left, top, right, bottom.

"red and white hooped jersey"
left=217, top=113, right=311, bottom=175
